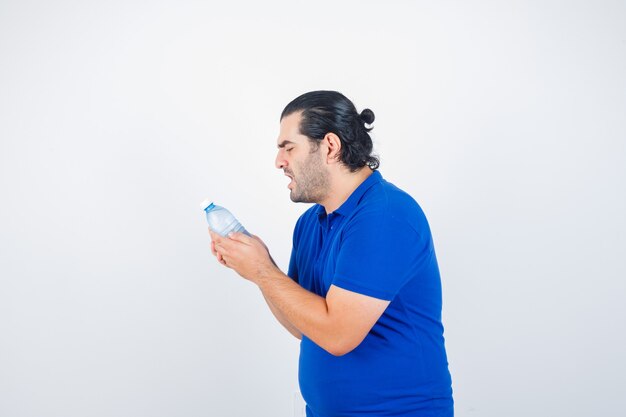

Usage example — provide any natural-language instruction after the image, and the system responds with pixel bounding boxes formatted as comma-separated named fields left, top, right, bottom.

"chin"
left=289, top=190, right=306, bottom=203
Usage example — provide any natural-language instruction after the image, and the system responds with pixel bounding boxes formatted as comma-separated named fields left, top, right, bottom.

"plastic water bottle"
left=201, top=199, right=250, bottom=237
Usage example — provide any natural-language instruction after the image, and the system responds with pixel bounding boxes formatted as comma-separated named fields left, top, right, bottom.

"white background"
left=1, top=1, right=625, bottom=416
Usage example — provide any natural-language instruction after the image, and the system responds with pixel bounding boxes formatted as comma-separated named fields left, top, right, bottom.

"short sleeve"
left=288, top=245, right=299, bottom=283
left=287, top=215, right=302, bottom=283
left=332, top=207, right=431, bottom=301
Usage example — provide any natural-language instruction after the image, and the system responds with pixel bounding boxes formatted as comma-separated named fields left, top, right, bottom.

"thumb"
left=227, top=231, right=253, bottom=245
left=251, top=234, right=268, bottom=249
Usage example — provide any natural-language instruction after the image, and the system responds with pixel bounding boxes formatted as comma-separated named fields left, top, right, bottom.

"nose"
left=275, top=149, right=287, bottom=170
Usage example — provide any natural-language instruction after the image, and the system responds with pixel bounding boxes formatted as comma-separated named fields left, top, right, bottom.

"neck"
left=320, top=167, right=373, bottom=214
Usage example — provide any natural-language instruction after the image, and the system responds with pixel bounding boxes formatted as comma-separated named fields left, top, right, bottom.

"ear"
left=322, top=132, right=342, bottom=164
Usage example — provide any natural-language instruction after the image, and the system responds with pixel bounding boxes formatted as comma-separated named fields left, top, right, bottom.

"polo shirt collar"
left=335, top=170, right=382, bottom=216
left=316, top=170, right=382, bottom=218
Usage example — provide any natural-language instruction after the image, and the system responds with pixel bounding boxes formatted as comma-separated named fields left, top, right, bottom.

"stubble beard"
left=289, top=150, right=329, bottom=204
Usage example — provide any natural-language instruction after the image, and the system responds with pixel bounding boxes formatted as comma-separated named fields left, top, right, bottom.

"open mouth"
left=284, top=172, right=294, bottom=188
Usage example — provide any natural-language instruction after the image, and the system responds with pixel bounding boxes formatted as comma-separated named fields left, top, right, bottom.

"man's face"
left=275, top=112, right=330, bottom=203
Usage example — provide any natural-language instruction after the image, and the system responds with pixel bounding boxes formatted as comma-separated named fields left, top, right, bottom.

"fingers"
left=209, top=228, right=229, bottom=265
left=208, top=228, right=221, bottom=243
left=227, top=232, right=253, bottom=245
left=209, top=228, right=237, bottom=248
left=209, top=228, right=251, bottom=245
left=209, top=229, right=230, bottom=251
left=209, top=229, right=222, bottom=257
left=208, top=229, right=257, bottom=271
left=214, top=242, right=228, bottom=266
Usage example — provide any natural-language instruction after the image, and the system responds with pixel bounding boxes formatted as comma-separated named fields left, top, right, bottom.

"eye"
left=286, top=147, right=294, bottom=152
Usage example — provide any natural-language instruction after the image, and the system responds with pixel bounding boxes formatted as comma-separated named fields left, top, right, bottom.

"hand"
left=208, top=228, right=277, bottom=284
left=209, top=228, right=228, bottom=266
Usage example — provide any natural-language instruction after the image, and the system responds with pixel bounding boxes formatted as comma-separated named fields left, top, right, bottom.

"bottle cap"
left=200, top=198, right=214, bottom=210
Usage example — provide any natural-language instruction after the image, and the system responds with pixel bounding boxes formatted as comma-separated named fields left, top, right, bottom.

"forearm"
left=210, top=231, right=345, bottom=353
left=257, top=269, right=341, bottom=355
left=261, top=254, right=302, bottom=338
left=261, top=290, right=302, bottom=339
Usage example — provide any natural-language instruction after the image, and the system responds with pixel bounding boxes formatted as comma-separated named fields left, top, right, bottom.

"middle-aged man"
left=209, top=91, right=453, bottom=417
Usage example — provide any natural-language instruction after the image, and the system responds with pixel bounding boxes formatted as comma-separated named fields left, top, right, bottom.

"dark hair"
left=280, top=90, right=380, bottom=172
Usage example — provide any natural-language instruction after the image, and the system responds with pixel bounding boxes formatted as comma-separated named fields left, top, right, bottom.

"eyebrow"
left=277, top=140, right=295, bottom=149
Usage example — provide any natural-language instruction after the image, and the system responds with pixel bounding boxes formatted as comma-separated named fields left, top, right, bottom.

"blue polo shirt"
left=288, top=170, right=453, bottom=417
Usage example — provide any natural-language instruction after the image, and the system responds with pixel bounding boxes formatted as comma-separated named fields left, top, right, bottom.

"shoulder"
left=354, top=177, right=431, bottom=237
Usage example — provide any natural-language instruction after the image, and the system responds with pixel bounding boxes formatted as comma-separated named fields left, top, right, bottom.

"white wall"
left=1, top=1, right=625, bottom=416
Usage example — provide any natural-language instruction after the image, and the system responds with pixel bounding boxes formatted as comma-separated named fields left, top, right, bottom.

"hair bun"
left=359, top=108, right=375, bottom=125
